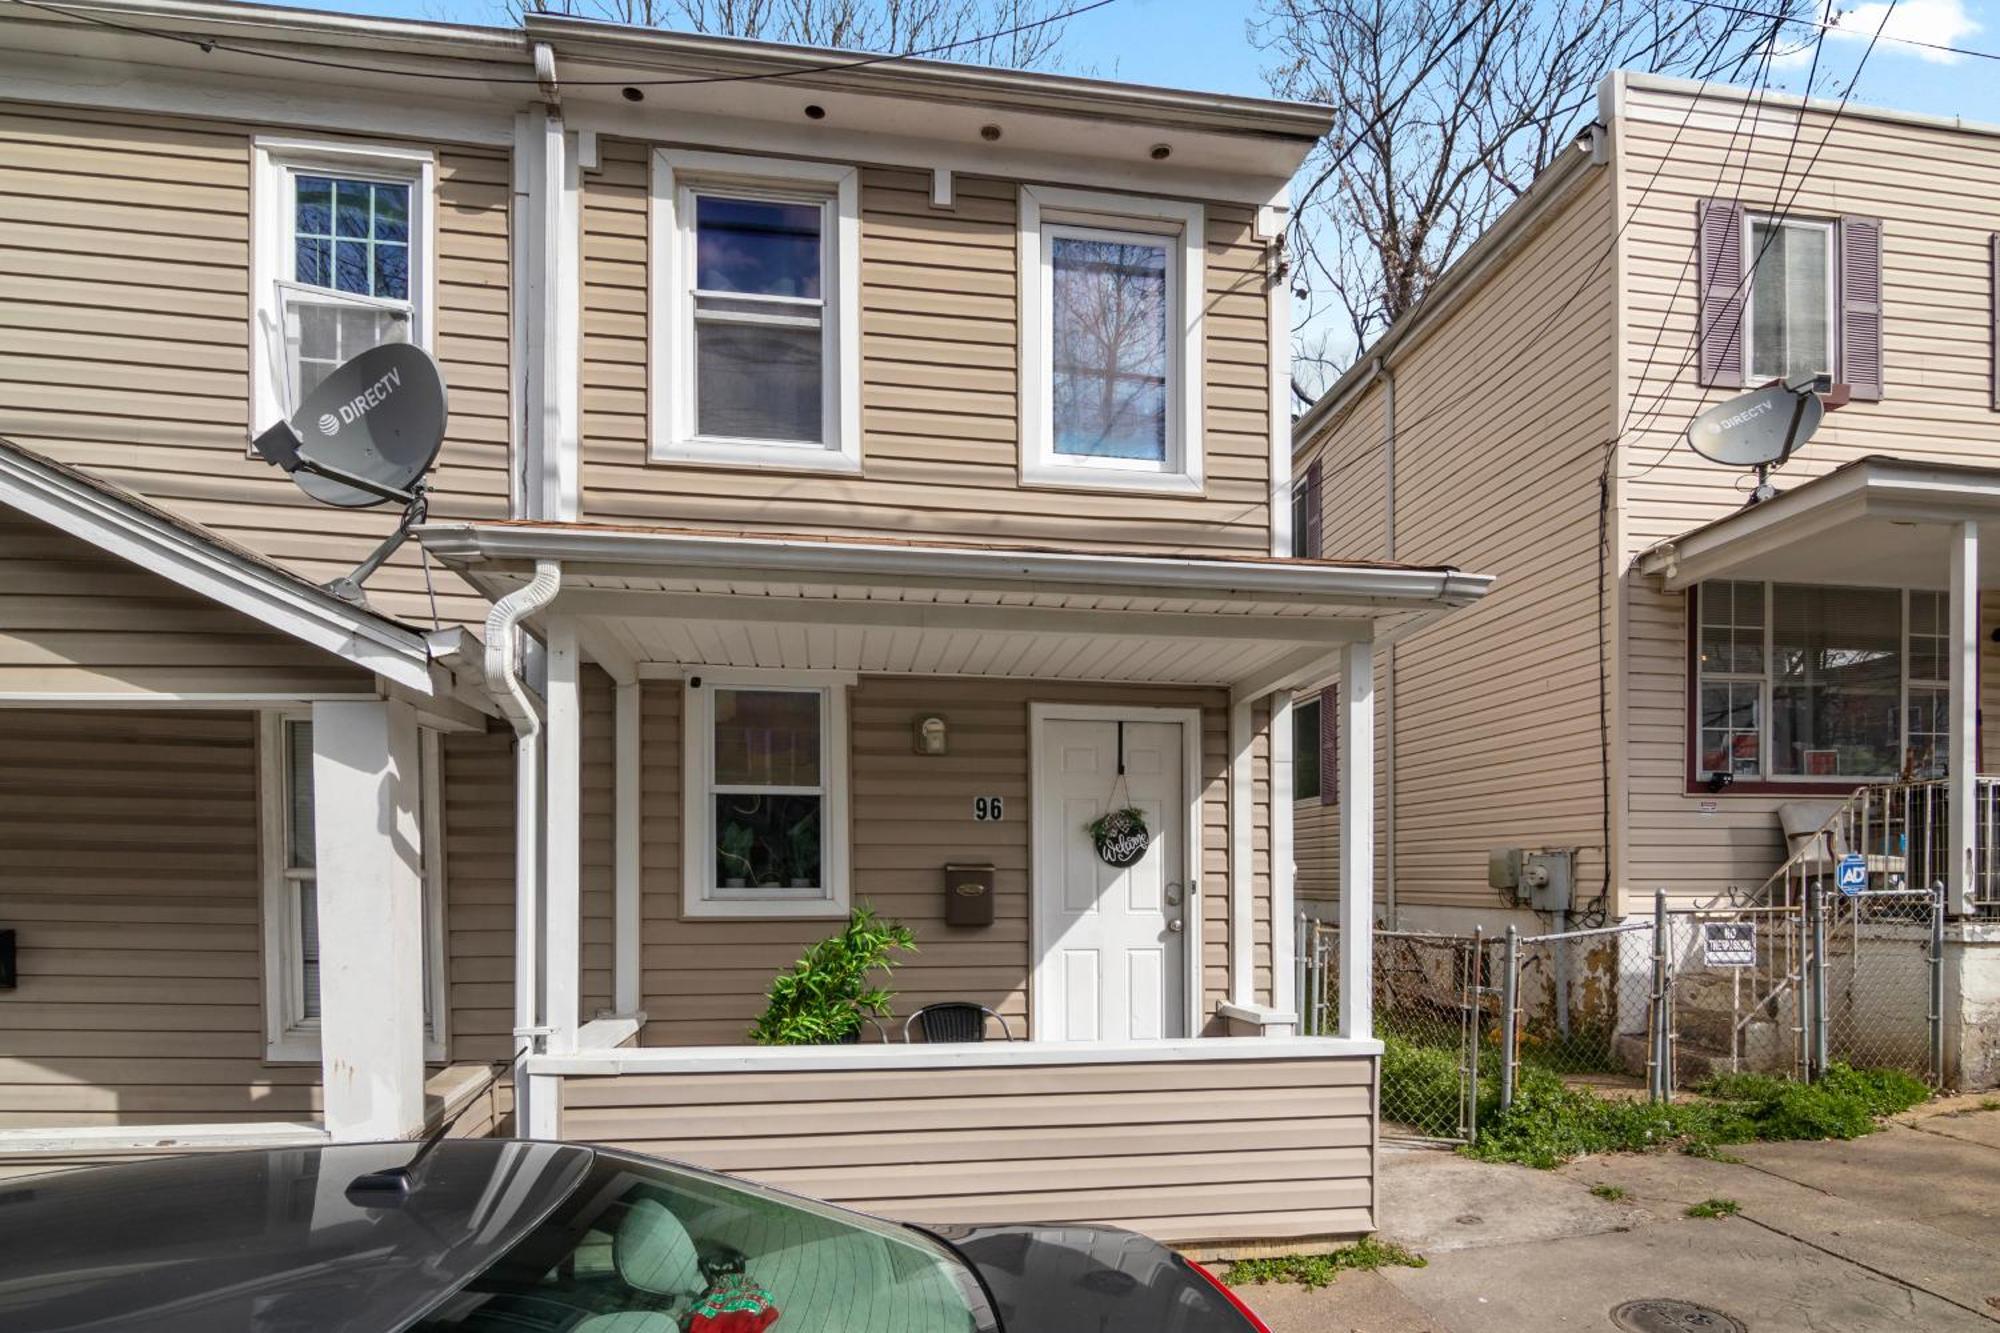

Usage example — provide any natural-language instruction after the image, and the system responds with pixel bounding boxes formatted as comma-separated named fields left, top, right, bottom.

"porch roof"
left=417, top=520, right=1494, bottom=694
left=1635, top=456, right=2000, bottom=592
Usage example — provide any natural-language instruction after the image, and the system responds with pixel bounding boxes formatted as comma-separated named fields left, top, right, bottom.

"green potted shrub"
left=718, top=821, right=756, bottom=888
left=785, top=814, right=820, bottom=889
left=748, top=906, right=917, bottom=1045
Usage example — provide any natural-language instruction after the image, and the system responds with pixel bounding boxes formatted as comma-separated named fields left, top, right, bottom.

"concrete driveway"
left=1238, top=1099, right=2000, bottom=1332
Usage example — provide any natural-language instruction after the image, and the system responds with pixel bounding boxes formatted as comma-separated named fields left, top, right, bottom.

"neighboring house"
left=1292, top=72, right=2000, bottom=945
left=0, top=0, right=1494, bottom=1249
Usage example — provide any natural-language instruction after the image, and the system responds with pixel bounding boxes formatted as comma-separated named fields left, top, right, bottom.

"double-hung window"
left=651, top=151, right=861, bottom=473
left=1746, top=216, right=1834, bottom=384
left=260, top=715, right=448, bottom=1062
left=1694, top=580, right=1949, bottom=786
left=682, top=673, right=852, bottom=919
left=1019, top=186, right=1204, bottom=494
left=1292, top=696, right=1323, bottom=801
left=251, top=138, right=433, bottom=432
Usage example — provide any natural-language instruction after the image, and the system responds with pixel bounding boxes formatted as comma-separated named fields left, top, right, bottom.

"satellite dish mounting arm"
left=251, top=417, right=429, bottom=606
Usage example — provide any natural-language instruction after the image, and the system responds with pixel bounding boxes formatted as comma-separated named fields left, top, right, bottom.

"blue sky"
left=292, top=0, right=2000, bottom=124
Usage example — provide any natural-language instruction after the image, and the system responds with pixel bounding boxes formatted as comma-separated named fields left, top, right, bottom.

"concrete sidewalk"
left=1238, top=1099, right=2000, bottom=1332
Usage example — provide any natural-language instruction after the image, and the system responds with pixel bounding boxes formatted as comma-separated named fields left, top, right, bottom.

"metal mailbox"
left=943, top=862, right=996, bottom=927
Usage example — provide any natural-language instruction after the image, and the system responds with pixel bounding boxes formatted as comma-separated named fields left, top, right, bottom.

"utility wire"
left=1682, top=0, right=2000, bottom=64
left=2, top=0, right=1120, bottom=85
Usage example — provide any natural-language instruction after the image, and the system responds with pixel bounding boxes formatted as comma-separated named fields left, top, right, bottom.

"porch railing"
left=1740, top=776, right=2000, bottom=917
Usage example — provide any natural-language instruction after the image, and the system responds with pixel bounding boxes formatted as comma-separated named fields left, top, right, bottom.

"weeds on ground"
left=1685, top=1198, right=1740, bottom=1219
left=1224, top=1238, right=1427, bottom=1291
left=1379, top=1034, right=1466, bottom=1138
left=1589, top=1184, right=1627, bottom=1201
left=1456, top=1061, right=1929, bottom=1170
left=1978, top=1098, right=2000, bottom=1112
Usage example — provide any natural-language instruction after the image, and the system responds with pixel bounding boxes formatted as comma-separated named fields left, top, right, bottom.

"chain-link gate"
left=1660, top=902, right=1808, bottom=1089
left=1299, top=920, right=1480, bottom=1142
left=1812, top=885, right=1945, bottom=1085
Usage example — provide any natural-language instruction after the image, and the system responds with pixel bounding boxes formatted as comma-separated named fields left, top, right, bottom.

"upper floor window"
left=1019, top=186, right=1204, bottom=495
left=1747, top=216, right=1832, bottom=383
left=651, top=151, right=861, bottom=474
left=1696, top=199, right=1882, bottom=400
left=1693, top=580, right=1946, bottom=787
left=251, top=138, right=434, bottom=432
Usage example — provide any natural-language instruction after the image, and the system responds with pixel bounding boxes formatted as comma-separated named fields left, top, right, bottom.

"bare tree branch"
left=1256, top=0, right=1808, bottom=386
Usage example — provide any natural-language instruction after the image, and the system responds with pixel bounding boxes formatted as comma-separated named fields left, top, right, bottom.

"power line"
left=2, top=0, right=1119, bottom=86
left=1683, top=0, right=2000, bottom=64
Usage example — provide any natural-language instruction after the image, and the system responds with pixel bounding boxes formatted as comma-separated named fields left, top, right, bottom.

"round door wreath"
left=1088, top=806, right=1151, bottom=867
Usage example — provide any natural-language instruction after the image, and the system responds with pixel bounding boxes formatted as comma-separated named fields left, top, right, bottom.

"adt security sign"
left=1836, top=852, right=1868, bottom=896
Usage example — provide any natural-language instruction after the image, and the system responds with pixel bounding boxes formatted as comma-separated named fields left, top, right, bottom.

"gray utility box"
left=1487, top=847, right=1576, bottom=913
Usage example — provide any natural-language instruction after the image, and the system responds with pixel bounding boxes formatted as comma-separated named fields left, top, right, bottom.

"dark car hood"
left=0, top=1140, right=592, bottom=1333
left=925, top=1223, right=1251, bottom=1332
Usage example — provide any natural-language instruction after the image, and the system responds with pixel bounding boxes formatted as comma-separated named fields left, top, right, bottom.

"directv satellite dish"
left=1686, top=374, right=1831, bottom=505
left=251, top=343, right=448, bottom=605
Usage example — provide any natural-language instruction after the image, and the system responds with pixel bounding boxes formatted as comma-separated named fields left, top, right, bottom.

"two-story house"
left=1291, top=72, right=2000, bottom=1083
left=0, top=0, right=1496, bottom=1251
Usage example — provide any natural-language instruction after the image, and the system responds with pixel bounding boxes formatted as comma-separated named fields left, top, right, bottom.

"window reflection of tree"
left=1051, top=237, right=1169, bottom=460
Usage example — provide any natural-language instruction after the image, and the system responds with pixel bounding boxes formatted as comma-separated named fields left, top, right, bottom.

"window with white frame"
left=650, top=150, right=861, bottom=473
left=682, top=675, right=852, bottom=918
left=1019, top=186, right=1204, bottom=494
left=1746, top=216, right=1833, bottom=384
left=261, top=716, right=448, bottom=1061
left=251, top=138, right=434, bottom=432
left=1694, top=580, right=1949, bottom=784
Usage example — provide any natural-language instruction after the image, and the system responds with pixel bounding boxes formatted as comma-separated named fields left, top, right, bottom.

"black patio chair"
left=902, top=1002, right=1014, bottom=1043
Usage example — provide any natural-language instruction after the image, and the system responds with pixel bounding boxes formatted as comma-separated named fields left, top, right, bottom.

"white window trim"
left=1694, top=581, right=1945, bottom=786
left=681, top=669, right=854, bottom=920
left=649, top=149, right=862, bottom=475
left=259, top=713, right=449, bottom=1063
left=1742, top=213, right=1835, bottom=385
left=1018, top=184, right=1204, bottom=496
left=249, top=135, right=437, bottom=436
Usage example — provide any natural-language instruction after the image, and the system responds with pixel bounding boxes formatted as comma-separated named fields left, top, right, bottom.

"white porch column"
left=1949, top=521, right=1979, bottom=916
left=1270, top=690, right=1297, bottom=1020
left=613, top=679, right=643, bottom=1016
left=1228, top=697, right=1255, bottom=1008
left=1337, top=640, right=1376, bottom=1041
left=544, top=617, right=582, bottom=1055
left=312, top=699, right=425, bottom=1141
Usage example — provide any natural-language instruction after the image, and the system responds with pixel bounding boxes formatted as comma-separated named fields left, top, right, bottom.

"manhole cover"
left=1611, top=1299, right=1747, bottom=1333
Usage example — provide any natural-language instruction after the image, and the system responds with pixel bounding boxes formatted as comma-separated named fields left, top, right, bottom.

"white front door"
left=1034, top=715, right=1189, bottom=1041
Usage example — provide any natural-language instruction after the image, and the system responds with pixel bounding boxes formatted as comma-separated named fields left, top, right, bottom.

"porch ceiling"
left=1637, top=456, right=2000, bottom=592
left=417, top=521, right=1494, bottom=692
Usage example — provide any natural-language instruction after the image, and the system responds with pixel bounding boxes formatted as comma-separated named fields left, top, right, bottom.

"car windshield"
left=408, top=1148, right=997, bottom=1333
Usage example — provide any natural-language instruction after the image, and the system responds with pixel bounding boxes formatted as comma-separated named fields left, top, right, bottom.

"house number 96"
left=973, top=796, right=1005, bottom=822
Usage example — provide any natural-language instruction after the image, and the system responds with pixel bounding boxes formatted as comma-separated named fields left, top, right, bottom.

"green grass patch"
left=1457, top=1061, right=1929, bottom=1170
left=1224, top=1238, right=1427, bottom=1291
left=1979, top=1098, right=2000, bottom=1112
left=1685, top=1198, right=1741, bottom=1218
left=1589, top=1184, right=1627, bottom=1201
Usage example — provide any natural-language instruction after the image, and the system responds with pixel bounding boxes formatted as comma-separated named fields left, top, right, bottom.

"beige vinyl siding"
left=0, top=102, right=510, bottom=629
left=555, top=1051, right=1375, bottom=1245
left=0, top=709, right=320, bottom=1127
left=578, top=141, right=1272, bottom=555
left=629, top=676, right=1262, bottom=1046
left=442, top=723, right=518, bottom=1066
left=1295, top=167, right=1618, bottom=914
left=1614, top=84, right=2000, bottom=902
left=0, top=509, right=372, bottom=697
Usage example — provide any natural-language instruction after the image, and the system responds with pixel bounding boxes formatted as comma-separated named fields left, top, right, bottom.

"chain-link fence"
left=1299, top=886, right=1945, bottom=1142
left=1299, top=921, right=1480, bottom=1142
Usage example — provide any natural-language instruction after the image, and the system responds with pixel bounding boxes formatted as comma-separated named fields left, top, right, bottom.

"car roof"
left=0, top=1139, right=594, bottom=1333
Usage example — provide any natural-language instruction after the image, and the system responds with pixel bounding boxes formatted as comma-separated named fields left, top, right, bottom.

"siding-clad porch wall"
left=0, top=101, right=512, bottom=629
left=0, top=708, right=315, bottom=1128
left=578, top=141, right=1275, bottom=555
left=1613, top=80, right=2000, bottom=903
left=567, top=674, right=1270, bottom=1046
left=1294, top=163, right=1617, bottom=918
left=553, top=1048, right=1375, bottom=1248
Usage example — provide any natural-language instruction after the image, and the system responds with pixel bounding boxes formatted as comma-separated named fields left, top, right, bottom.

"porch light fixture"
left=914, top=714, right=949, bottom=756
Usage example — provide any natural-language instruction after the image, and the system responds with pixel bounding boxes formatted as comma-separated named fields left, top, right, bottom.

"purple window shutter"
left=1696, top=199, right=1746, bottom=389
left=1990, top=235, right=1999, bottom=411
left=1319, top=684, right=1339, bottom=807
left=1837, top=216, right=1884, bottom=401
left=1303, top=460, right=1324, bottom=559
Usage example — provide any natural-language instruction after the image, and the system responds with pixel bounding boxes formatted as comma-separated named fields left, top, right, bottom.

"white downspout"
left=1380, top=359, right=1398, bottom=929
left=484, top=559, right=562, bottom=1134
